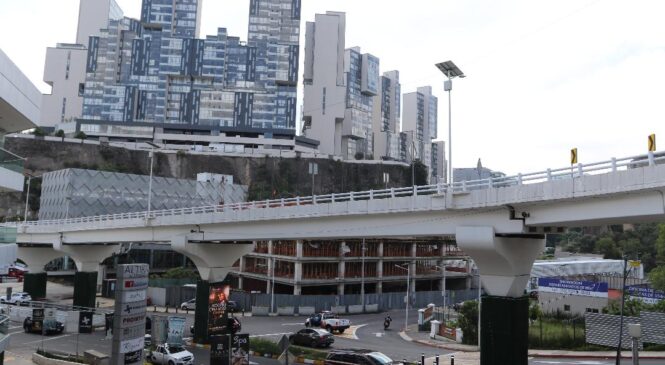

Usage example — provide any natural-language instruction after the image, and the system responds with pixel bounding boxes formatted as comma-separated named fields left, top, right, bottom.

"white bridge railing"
left=5, top=151, right=664, bottom=229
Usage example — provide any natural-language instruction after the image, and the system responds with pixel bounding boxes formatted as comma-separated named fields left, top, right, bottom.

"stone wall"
left=1, top=137, right=413, bottom=220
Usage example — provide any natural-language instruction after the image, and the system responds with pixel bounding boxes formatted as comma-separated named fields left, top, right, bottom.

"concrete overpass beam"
left=17, top=244, right=63, bottom=300
left=172, top=235, right=253, bottom=343
left=456, top=226, right=544, bottom=365
left=171, top=235, right=253, bottom=283
left=53, top=242, right=120, bottom=308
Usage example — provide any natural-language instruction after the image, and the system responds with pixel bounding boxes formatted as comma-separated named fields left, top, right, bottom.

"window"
left=564, top=305, right=571, bottom=312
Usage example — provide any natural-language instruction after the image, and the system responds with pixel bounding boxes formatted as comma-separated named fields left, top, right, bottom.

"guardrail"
left=4, top=150, right=665, bottom=229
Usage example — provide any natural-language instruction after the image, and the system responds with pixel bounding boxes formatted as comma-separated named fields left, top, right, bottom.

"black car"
left=23, top=317, right=64, bottom=335
left=324, top=350, right=400, bottom=365
left=227, top=301, right=241, bottom=313
left=289, top=328, right=334, bottom=348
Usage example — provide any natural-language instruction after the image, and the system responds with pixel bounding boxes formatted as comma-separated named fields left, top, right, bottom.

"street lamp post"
left=145, top=142, right=161, bottom=216
left=23, top=175, right=33, bottom=222
left=435, top=61, right=466, bottom=185
left=395, top=264, right=411, bottom=331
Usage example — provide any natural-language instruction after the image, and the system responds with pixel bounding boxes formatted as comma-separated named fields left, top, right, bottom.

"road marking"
left=335, top=324, right=366, bottom=340
left=373, top=332, right=384, bottom=337
left=21, top=333, right=75, bottom=345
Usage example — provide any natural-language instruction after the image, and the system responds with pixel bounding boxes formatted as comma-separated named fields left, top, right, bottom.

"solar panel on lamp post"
left=435, top=61, right=466, bottom=186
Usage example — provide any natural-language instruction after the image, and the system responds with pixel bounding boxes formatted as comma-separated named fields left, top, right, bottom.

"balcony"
left=0, top=147, right=24, bottom=192
left=303, top=241, right=338, bottom=257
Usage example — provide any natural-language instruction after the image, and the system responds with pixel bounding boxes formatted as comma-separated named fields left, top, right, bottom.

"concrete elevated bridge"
left=5, top=150, right=665, bottom=364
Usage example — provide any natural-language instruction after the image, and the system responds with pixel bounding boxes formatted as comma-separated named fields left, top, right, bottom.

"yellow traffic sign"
left=648, top=134, right=656, bottom=152
left=571, top=148, right=578, bottom=165
left=629, top=260, right=641, bottom=268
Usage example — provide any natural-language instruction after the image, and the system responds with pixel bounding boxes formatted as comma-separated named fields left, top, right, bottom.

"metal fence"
left=164, top=288, right=479, bottom=312
left=584, top=311, right=665, bottom=349
left=231, top=290, right=478, bottom=311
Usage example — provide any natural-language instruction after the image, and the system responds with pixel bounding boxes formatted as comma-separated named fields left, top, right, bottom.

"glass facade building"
left=82, top=0, right=301, bottom=133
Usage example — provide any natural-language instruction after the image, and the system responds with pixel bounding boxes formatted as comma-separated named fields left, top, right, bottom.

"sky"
left=1, top=0, right=664, bottom=175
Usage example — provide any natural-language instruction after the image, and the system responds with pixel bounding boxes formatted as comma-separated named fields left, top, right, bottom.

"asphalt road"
left=4, top=309, right=663, bottom=365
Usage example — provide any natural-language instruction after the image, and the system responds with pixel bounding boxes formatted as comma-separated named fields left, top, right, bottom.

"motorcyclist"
left=384, top=315, right=392, bottom=330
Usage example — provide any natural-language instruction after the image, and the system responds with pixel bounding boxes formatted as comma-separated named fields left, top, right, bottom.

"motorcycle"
left=383, top=316, right=392, bottom=330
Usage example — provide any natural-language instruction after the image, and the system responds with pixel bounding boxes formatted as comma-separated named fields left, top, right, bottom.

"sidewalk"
left=400, top=326, right=665, bottom=360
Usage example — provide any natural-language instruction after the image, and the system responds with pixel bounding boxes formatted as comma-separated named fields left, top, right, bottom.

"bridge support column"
left=172, top=235, right=253, bottom=343
left=53, top=242, right=120, bottom=308
left=17, top=244, right=63, bottom=300
left=455, top=227, right=544, bottom=365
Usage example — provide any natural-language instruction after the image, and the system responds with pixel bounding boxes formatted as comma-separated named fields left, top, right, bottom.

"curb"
left=399, top=332, right=665, bottom=360
left=189, top=342, right=210, bottom=349
left=399, top=331, right=478, bottom=352
left=248, top=351, right=279, bottom=359
left=292, top=357, right=325, bottom=365
left=529, top=352, right=665, bottom=360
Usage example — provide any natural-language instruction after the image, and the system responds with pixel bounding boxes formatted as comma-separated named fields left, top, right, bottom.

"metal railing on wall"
left=5, top=150, right=665, bottom=229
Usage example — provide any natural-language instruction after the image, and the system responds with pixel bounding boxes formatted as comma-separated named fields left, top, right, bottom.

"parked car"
left=1, top=292, right=31, bottom=305
left=289, top=328, right=334, bottom=348
left=180, top=299, right=196, bottom=311
left=189, top=317, right=241, bottom=335
left=305, top=312, right=350, bottom=333
left=147, top=344, right=194, bottom=365
left=23, top=317, right=64, bottom=335
left=227, top=300, right=241, bottom=313
left=324, top=349, right=401, bottom=365
left=144, top=334, right=152, bottom=348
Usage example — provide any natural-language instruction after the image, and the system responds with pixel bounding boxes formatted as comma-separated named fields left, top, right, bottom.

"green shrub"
left=250, top=338, right=280, bottom=355
left=288, top=346, right=328, bottom=360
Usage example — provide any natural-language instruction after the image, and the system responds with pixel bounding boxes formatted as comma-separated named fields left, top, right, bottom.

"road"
left=4, top=309, right=663, bottom=365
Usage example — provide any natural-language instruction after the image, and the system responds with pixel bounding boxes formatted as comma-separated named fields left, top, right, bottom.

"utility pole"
left=361, top=239, right=366, bottom=311
left=616, top=257, right=628, bottom=365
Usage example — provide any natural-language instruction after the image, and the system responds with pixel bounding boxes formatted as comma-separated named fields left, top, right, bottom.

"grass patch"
left=36, top=349, right=87, bottom=364
left=528, top=319, right=586, bottom=350
left=249, top=338, right=280, bottom=355
left=288, top=346, right=328, bottom=361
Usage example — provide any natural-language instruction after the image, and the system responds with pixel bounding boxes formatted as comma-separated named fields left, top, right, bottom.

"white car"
left=1, top=292, right=31, bottom=305
left=148, top=344, right=194, bottom=365
left=180, top=299, right=195, bottom=311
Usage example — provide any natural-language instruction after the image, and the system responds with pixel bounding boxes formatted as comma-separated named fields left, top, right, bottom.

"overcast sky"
left=1, top=0, right=664, bottom=174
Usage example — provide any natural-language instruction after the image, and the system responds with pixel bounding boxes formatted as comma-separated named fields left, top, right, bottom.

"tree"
left=31, top=127, right=46, bottom=137
left=457, top=300, right=479, bottom=345
left=649, top=266, right=665, bottom=292
left=74, top=131, right=87, bottom=140
left=578, top=234, right=597, bottom=253
left=54, top=129, right=65, bottom=138
left=595, top=237, right=621, bottom=259
left=656, top=223, right=665, bottom=264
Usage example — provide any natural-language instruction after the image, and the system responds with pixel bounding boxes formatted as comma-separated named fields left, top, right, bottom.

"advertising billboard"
left=167, top=316, right=186, bottom=345
left=537, top=278, right=608, bottom=298
left=208, top=284, right=230, bottom=336
left=626, top=286, right=665, bottom=304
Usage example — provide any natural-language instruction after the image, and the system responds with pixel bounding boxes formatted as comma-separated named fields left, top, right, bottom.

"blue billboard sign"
left=626, top=286, right=665, bottom=304
left=538, top=278, right=608, bottom=298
